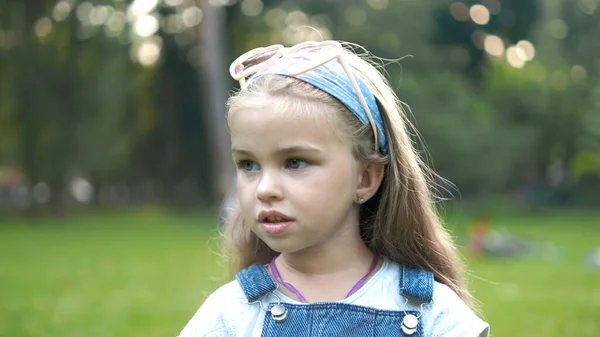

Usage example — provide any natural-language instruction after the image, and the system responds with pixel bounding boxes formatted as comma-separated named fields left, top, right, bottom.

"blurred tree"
left=400, top=70, right=529, bottom=195
left=432, top=0, right=540, bottom=77
left=561, top=0, right=600, bottom=77
left=205, top=0, right=600, bottom=206
left=0, top=0, right=222, bottom=213
left=1, top=0, right=598, bottom=214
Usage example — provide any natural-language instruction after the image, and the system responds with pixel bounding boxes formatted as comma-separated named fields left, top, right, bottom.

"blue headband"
left=248, top=58, right=388, bottom=154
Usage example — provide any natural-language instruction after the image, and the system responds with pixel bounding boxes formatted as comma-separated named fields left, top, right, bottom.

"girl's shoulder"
left=425, top=281, right=490, bottom=337
left=178, top=280, right=258, bottom=337
left=378, top=259, right=489, bottom=336
left=206, top=278, right=248, bottom=303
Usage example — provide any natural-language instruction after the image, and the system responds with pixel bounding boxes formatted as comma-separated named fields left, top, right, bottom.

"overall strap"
left=236, top=263, right=277, bottom=303
left=398, top=265, right=434, bottom=303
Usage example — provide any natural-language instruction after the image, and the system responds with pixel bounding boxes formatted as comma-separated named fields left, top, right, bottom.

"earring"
left=356, top=196, right=364, bottom=204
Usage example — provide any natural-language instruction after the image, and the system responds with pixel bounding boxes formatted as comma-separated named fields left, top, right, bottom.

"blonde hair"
left=223, top=43, right=474, bottom=308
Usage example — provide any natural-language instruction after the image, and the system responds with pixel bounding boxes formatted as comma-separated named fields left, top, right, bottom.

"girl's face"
left=229, top=101, right=361, bottom=255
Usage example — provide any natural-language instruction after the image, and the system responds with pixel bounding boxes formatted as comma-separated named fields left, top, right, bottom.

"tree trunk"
left=196, top=0, right=234, bottom=205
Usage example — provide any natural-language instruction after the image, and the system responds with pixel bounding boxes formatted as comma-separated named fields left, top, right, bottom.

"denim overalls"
left=236, top=263, right=433, bottom=336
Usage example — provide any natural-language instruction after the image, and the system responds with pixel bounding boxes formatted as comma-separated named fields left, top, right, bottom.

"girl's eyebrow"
left=275, top=145, right=323, bottom=155
left=231, top=148, right=252, bottom=157
left=231, top=145, right=323, bottom=156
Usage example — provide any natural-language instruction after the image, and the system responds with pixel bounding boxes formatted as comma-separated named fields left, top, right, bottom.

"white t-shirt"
left=178, top=259, right=490, bottom=337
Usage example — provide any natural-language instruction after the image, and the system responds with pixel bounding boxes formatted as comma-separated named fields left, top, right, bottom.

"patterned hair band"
left=248, top=58, right=389, bottom=154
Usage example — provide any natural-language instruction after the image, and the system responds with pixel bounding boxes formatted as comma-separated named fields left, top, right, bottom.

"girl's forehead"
left=230, top=97, right=337, bottom=131
left=229, top=102, right=348, bottom=151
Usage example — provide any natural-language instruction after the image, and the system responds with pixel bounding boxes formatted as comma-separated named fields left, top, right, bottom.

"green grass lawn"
left=0, top=208, right=599, bottom=336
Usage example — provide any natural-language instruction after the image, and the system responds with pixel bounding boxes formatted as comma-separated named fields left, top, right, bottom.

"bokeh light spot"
left=265, top=8, right=287, bottom=29
left=76, top=2, right=94, bottom=23
left=506, top=46, right=525, bottom=68
left=32, top=182, right=51, bottom=204
left=450, top=2, right=469, bottom=22
left=547, top=19, right=568, bottom=39
left=484, top=35, right=504, bottom=57
left=286, top=11, right=308, bottom=27
left=571, top=65, right=587, bottom=83
left=345, top=7, right=366, bottom=26
left=367, top=0, right=389, bottom=10
left=34, top=18, right=53, bottom=39
left=470, top=5, right=490, bottom=25
left=241, top=0, right=264, bottom=17
left=182, top=6, right=203, bottom=27
left=134, top=14, right=159, bottom=38
left=516, top=40, right=535, bottom=61
left=52, top=1, right=72, bottom=22
left=472, top=30, right=487, bottom=50
left=578, top=0, right=598, bottom=15
left=482, top=0, right=501, bottom=15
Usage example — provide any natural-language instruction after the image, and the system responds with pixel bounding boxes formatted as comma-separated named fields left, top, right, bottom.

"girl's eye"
left=287, top=159, right=308, bottom=169
left=239, top=160, right=260, bottom=171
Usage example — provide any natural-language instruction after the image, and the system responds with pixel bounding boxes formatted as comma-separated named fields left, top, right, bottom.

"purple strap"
left=269, top=254, right=379, bottom=303
left=345, top=254, right=379, bottom=298
left=269, top=258, right=308, bottom=303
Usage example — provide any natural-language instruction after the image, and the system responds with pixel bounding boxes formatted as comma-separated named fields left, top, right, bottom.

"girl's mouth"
left=258, top=210, right=294, bottom=234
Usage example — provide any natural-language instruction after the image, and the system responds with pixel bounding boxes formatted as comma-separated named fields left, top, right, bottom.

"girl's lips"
left=257, top=210, right=295, bottom=235
left=260, top=221, right=294, bottom=235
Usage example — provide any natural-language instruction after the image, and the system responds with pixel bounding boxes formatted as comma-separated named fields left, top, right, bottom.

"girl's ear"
left=356, top=162, right=385, bottom=203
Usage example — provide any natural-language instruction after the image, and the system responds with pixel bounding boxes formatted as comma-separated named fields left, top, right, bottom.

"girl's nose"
left=256, top=170, right=283, bottom=202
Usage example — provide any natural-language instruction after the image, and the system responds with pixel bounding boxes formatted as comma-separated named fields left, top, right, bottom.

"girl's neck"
left=277, top=231, right=374, bottom=277
left=270, top=216, right=381, bottom=303
left=272, top=238, right=379, bottom=303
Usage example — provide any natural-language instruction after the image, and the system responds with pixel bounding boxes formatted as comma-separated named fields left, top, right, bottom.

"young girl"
left=179, top=40, right=490, bottom=336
